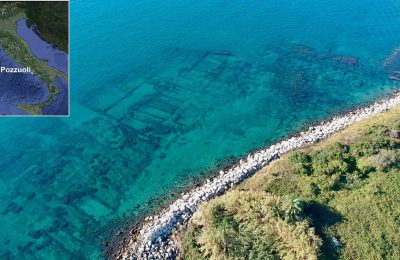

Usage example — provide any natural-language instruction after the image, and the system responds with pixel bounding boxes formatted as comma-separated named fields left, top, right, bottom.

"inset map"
left=0, top=1, right=69, bottom=116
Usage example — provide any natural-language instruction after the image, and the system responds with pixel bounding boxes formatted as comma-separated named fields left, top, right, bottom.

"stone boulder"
left=389, top=130, right=400, bottom=139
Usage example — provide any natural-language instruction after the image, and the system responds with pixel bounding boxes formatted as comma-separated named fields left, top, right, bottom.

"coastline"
left=117, top=92, right=400, bottom=260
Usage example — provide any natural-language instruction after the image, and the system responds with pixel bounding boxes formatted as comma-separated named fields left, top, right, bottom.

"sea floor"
left=1, top=0, right=400, bottom=258
left=1, top=40, right=399, bottom=259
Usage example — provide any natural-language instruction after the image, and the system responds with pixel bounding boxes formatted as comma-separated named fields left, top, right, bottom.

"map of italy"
left=0, top=1, right=68, bottom=116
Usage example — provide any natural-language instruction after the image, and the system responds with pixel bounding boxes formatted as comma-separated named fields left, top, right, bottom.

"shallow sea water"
left=1, top=0, right=400, bottom=258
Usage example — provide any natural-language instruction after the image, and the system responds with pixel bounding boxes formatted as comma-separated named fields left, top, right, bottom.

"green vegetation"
left=0, top=5, right=65, bottom=114
left=180, top=107, right=400, bottom=259
left=181, top=192, right=321, bottom=260
left=0, top=2, right=19, bottom=19
left=17, top=103, right=43, bottom=115
left=21, top=1, right=68, bottom=52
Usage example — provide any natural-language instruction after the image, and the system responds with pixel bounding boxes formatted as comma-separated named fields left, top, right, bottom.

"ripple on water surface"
left=0, top=0, right=400, bottom=258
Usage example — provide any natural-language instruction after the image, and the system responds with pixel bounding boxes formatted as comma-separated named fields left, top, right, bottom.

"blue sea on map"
left=17, top=19, right=68, bottom=75
left=0, top=47, right=49, bottom=115
left=42, top=76, right=69, bottom=115
left=0, top=0, right=399, bottom=258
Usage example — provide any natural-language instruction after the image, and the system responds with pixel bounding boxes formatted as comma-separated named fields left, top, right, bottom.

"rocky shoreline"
left=118, top=93, right=400, bottom=260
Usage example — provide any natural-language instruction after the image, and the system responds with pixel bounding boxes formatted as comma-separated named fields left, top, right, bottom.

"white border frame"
left=0, top=0, right=70, bottom=117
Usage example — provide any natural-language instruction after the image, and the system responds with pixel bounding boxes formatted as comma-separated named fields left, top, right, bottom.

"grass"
left=179, top=105, right=400, bottom=259
left=181, top=191, right=321, bottom=260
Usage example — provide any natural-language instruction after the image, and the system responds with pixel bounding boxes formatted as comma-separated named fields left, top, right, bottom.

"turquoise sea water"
left=1, top=0, right=400, bottom=258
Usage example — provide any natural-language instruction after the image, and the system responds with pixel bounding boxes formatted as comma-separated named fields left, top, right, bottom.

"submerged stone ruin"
left=120, top=93, right=400, bottom=260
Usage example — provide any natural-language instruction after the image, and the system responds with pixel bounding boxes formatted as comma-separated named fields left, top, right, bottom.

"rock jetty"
left=119, top=93, right=400, bottom=260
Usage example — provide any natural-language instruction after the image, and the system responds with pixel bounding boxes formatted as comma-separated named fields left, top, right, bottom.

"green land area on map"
left=0, top=2, right=68, bottom=116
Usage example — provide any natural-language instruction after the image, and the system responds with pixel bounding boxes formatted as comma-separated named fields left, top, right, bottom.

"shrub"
left=288, top=151, right=313, bottom=175
left=333, top=170, right=400, bottom=259
left=181, top=109, right=400, bottom=260
left=356, top=160, right=376, bottom=177
left=350, top=136, right=396, bottom=157
left=182, top=191, right=322, bottom=260
left=362, top=124, right=389, bottom=138
left=310, top=182, right=321, bottom=196
left=311, top=142, right=355, bottom=177
left=289, top=151, right=311, bottom=164
left=367, top=150, right=399, bottom=171
left=282, top=196, right=304, bottom=223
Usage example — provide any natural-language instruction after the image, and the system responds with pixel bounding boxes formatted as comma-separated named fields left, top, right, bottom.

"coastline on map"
left=0, top=1, right=69, bottom=116
left=16, top=18, right=69, bottom=75
left=1, top=1, right=400, bottom=259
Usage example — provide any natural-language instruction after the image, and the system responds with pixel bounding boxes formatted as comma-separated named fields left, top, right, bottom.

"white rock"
left=120, top=93, right=400, bottom=260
